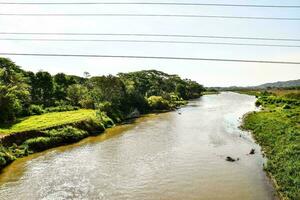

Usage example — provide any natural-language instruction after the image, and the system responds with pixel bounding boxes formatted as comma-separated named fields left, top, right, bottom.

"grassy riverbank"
left=202, top=91, right=220, bottom=95
left=0, top=109, right=115, bottom=170
left=242, top=91, right=300, bottom=200
left=0, top=109, right=97, bottom=134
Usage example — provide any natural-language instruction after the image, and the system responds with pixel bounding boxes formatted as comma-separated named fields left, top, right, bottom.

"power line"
left=0, top=32, right=299, bottom=42
left=0, top=2, right=299, bottom=8
left=0, top=53, right=299, bottom=65
left=2, top=38, right=300, bottom=48
left=0, top=13, right=299, bottom=20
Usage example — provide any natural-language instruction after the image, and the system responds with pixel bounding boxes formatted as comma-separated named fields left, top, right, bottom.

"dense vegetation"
left=0, top=57, right=204, bottom=169
left=0, top=57, right=204, bottom=125
left=242, top=90, right=300, bottom=200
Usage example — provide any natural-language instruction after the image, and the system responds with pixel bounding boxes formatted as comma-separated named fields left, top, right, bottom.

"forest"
left=0, top=57, right=204, bottom=124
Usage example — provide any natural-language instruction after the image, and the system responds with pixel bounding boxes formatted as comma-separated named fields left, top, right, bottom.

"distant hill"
left=208, top=79, right=300, bottom=91
left=256, top=79, right=300, bottom=89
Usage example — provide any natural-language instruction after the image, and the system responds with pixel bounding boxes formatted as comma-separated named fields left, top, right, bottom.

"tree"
left=53, top=73, right=77, bottom=102
left=53, top=73, right=68, bottom=101
left=87, top=75, right=128, bottom=120
left=0, top=58, right=30, bottom=122
left=66, top=84, right=89, bottom=106
left=88, top=75, right=127, bottom=106
left=184, top=79, right=204, bottom=99
left=176, top=83, right=188, bottom=99
left=83, top=71, right=91, bottom=79
left=31, top=71, right=54, bottom=106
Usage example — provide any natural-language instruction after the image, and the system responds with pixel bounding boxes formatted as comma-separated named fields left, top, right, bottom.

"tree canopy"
left=0, top=57, right=204, bottom=123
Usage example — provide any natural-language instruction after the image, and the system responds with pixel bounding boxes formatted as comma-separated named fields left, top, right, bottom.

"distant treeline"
left=208, top=81, right=300, bottom=92
left=0, top=57, right=204, bottom=123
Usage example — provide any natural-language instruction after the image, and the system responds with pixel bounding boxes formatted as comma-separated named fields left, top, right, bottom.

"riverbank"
left=0, top=109, right=115, bottom=170
left=0, top=99, right=189, bottom=171
left=242, top=92, right=300, bottom=200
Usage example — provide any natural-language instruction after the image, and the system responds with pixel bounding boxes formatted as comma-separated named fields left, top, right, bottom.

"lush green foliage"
left=44, top=105, right=79, bottom=113
left=147, top=96, right=171, bottom=110
left=0, top=144, right=26, bottom=168
left=243, top=93, right=300, bottom=200
left=0, top=123, right=104, bottom=169
left=25, top=126, right=89, bottom=151
left=0, top=58, right=204, bottom=125
left=0, top=113, right=114, bottom=169
left=27, top=104, right=45, bottom=115
left=0, top=58, right=30, bottom=122
left=0, top=109, right=96, bottom=134
left=66, top=84, right=89, bottom=107
left=24, top=136, right=62, bottom=152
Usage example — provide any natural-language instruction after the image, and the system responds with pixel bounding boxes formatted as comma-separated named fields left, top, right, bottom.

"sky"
left=0, top=0, right=299, bottom=87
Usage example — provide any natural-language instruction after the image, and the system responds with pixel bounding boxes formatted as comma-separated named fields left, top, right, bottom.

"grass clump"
left=45, top=126, right=88, bottom=142
left=0, top=144, right=30, bottom=169
left=24, top=126, right=88, bottom=152
left=243, top=94, right=300, bottom=200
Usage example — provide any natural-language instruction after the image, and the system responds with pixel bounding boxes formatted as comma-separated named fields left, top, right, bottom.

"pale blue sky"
left=0, top=0, right=299, bottom=86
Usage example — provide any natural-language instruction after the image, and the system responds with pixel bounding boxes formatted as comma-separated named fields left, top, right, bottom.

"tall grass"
left=243, top=94, right=300, bottom=200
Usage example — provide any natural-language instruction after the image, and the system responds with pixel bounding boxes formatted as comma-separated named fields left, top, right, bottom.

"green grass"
left=236, top=90, right=261, bottom=96
left=0, top=109, right=97, bottom=134
left=243, top=95, right=300, bottom=200
left=203, top=91, right=220, bottom=95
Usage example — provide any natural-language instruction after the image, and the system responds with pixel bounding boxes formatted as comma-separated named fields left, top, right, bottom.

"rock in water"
left=226, top=156, right=236, bottom=162
left=249, top=149, right=255, bottom=155
left=126, top=108, right=140, bottom=119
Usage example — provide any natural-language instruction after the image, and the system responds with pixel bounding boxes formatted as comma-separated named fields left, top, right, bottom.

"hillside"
left=257, top=79, right=300, bottom=89
left=208, top=79, right=300, bottom=91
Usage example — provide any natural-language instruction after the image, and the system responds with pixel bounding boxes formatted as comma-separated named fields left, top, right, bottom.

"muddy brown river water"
left=0, top=92, right=277, bottom=200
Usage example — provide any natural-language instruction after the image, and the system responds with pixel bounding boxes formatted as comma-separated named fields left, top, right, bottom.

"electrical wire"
left=0, top=13, right=299, bottom=21
left=0, top=2, right=299, bottom=8
left=0, top=53, right=299, bottom=65
left=0, top=32, right=299, bottom=42
left=1, top=38, right=300, bottom=48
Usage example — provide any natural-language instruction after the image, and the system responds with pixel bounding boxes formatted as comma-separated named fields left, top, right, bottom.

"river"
left=0, top=92, right=277, bottom=200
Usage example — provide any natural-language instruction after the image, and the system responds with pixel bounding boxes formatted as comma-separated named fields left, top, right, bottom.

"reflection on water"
left=0, top=92, right=277, bottom=200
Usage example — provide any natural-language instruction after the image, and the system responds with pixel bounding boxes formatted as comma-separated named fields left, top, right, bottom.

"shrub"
left=255, top=100, right=262, bottom=107
left=79, top=98, right=95, bottom=109
left=0, top=156, right=6, bottom=166
left=24, top=126, right=89, bottom=152
left=96, top=101, right=123, bottom=122
left=75, top=119, right=106, bottom=133
left=169, top=93, right=187, bottom=108
left=44, top=105, right=79, bottom=113
left=147, top=96, right=171, bottom=110
left=24, top=137, right=62, bottom=151
left=96, top=111, right=114, bottom=127
left=0, top=145, right=17, bottom=168
left=45, top=126, right=88, bottom=142
left=28, top=104, right=45, bottom=115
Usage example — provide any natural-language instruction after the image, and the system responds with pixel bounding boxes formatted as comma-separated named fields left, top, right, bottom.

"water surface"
left=0, top=92, right=277, bottom=200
